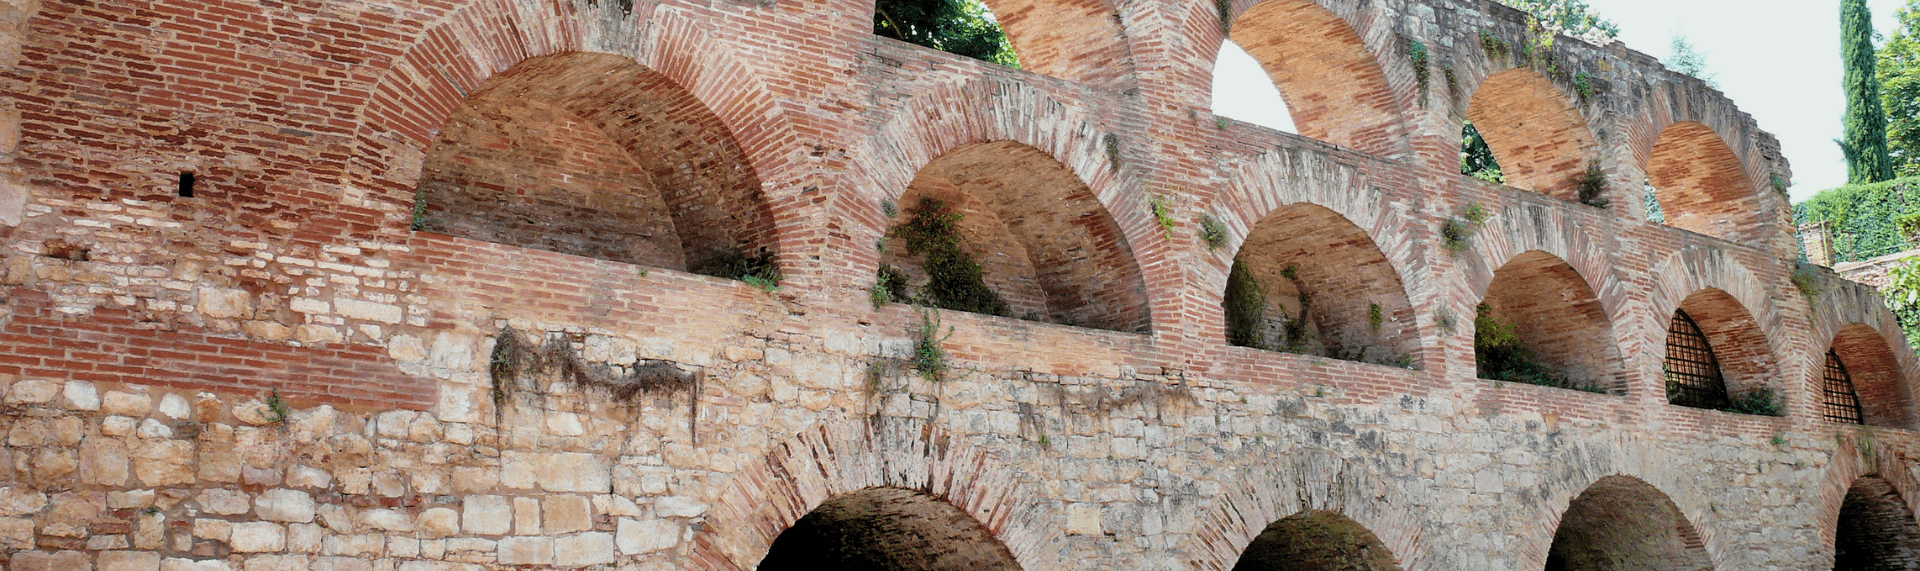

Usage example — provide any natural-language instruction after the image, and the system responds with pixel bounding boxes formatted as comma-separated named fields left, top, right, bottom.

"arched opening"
left=1648, top=122, right=1761, bottom=243
left=1475, top=251, right=1622, bottom=393
left=1465, top=68, right=1598, bottom=200
left=1224, top=203, right=1420, bottom=367
left=1665, top=289, right=1779, bottom=415
left=870, top=0, right=1134, bottom=88
left=881, top=141, right=1151, bottom=332
left=412, top=52, right=776, bottom=275
left=759, top=487, right=1021, bottom=570
left=1231, top=510, right=1400, bottom=570
left=1834, top=475, right=1920, bottom=570
left=1224, top=0, right=1399, bottom=153
left=1213, top=40, right=1297, bottom=133
left=1546, top=476, right=1712, bottom=570
left=1827, top=324, right=1918, bottom=429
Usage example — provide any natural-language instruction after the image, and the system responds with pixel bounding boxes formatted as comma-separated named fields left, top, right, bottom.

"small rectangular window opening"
left=177, top=172, right=195, bottom=198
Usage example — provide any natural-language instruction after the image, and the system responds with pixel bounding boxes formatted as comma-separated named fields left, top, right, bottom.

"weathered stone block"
left=461, top=495, right=511, bottom=535
left=542, top=495, right=591, bottom=533
left=228, top=522, right=285, bottom=552
left=253, top=489, right=315, bottom=523
left=98, top=551, right=161, bottom=571
left=495, top=536, right=553, bottom=565
left=553, top=532, right=616, bottom=566
left=617, top=518, right=680, bottom=554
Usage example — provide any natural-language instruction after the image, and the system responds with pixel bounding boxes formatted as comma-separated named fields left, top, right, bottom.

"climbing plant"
left=890, top=198, right=1012, bottom=317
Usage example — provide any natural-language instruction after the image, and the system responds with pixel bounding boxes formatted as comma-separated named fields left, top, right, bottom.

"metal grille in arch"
left=1823, top=349, right=1865, bottom=424
left=1665, top=310, right=1730, bottom=410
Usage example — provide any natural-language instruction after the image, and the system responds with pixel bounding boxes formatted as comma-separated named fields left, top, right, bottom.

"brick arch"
left=1189, top=0, right=1410, bottom=155
left=881, top=141, right=1153, bottom=332
left=1224, top=202, right=1423, bottom=367
left=1229, top=510, right=1404, bottom=570
left=1211, top=148, right=1433, bottom=360
left=846, top=79, right=1160, bottom=330
left=1824, top=324, right=1919, bottom=429
left=1463, top=68, right=1598, bottom=199
left=1648, top=249, right=1785, bottom=402
left=1644, top=122, right=1765, bottom=244
left=1461, top=203, right=1622, bottom=325
left=1541, top=475, right=1715, bottom=570
left=758, top=487, right=1025, bottom=570
left=411, top=51, right=775, bottom=273
left=1815, top=438, right=1920, bottom=567
left=689, top=419, right=1065, bottom=571
left=349, top=1, right=803, bottom=257
left=1184, top=453, right=1423, bottom=570
left=971, top=0, right=1137, bottom=90
left=1476, top=250, right=1628, bottom=393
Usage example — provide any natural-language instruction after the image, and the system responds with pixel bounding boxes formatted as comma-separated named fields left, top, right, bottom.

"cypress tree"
left=1841, top=0, right=1898, bottom=183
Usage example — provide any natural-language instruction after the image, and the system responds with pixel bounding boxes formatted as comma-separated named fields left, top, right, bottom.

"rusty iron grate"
left=1665, top=310, right=1730, bottom=410
left=1823, top=349, right=1866, bottom=424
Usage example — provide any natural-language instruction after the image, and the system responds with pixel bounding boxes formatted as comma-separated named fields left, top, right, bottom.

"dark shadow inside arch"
left=1222, top=0, right=1399, bottom=153
left=1835, top=475, right=1920, bottom=570
left=1465, top=68, right=1597, bottom=201
left=1648, top=122, right=1761, bottom=244
left=1546, top=476, right=1712, bottom=571
left=1224, top=203, right=1422, bottom=368
left=1665, top=289, right=1778, bottom=414
left=412, top=52, right=777, bottom=275
left=1826, top=325, right=1918, bottom=429
left=1232, top=510, right=1401, bottom=570
left=759, top=487, right=1021, bottom=571
left=1476, top=251, right=1623, bottom=393
left=881, top=140, right=1151, bottom=333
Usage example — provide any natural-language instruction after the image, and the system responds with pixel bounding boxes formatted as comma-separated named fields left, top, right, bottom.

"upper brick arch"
left=972, top=0, right=1137, bottom=90
left=1824, top=324, right=1918, bottom=429
left=1647, top=249, right=1786, bottom=405
left=1644, top=122, right=1766, bottom=243
left=1191, top=0, right=1410, bottom=155
left=689, top=419, right=1065, bottom=571
left=1464, top=68, right=1599, bottom=200
left=1476, top=250, right=1627, bottom=393
left=1621, top=80, right=1792, bottom=249
left=348, top=1, right=802, bottom=247
left=1460, top=202, right=1621, bottom=321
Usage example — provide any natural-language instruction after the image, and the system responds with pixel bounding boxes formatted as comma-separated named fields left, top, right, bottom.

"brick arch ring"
left=1518, top=441, right=1727, bottom=570
left=345, top=0, right=807, bottom=247
left=1182, top=450, right=1429, bottom=570
left=1457, top=204, right=1626, bottom=326
left=1647, top=248, right=1785, bottom=371
left=687, top=418, right=1068, bottom=570
left=1814, top=431, right=1920, bottom=556
left=1210, top=148, right=1431, bottom=322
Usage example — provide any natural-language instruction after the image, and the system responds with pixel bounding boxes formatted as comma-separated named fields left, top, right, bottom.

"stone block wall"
left=0, top=0, right=1914, bottom=569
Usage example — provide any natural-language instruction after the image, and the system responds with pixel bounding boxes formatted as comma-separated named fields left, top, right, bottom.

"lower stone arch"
left=1833, top=475, right=1920, bottom=570
left=1545, top=475, right=1713, bottom=570
left=1186, top=454, right=1422, bottom=570
left=1231, top=510, right=1402, bottom=570
left=759, top=486, right=1023, bottom=570
left=690, top=419, right=1064, bottom=571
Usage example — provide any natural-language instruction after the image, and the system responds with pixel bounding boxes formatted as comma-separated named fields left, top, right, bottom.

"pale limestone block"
left=309, top=557, right=372, bottom=571
left=320, top=534, right=384, bottom=558
left=228, top=522, right=286, bottom=552
left=333, top=297, right=402, bottom=324
left=287, top=465, right=332, bottom=489
left=617, top=518, right=681, bottom=554
left=106, top=491, right=154, bottom=510
left=386, top=334, right=427, bottom=363
left=195, top=489, right=251, bottom=515
left=553, top=532, right=616, bottom=566
left=239, top=555, right=307, bottom=571
left=102, top=416, right=136, bottom=436
left=418, top=539, right=444, bottom=559
left=7, top=379, right=58, bottom=404
left=495, top=537, right=553, bottom=566
left=0, top=515, right=33, bottom=548
left=63, top=381, right=98, bottom=410
left=417, top=507, right=458, bottom=538
left=461, top=495, right=511, bottom=535
left=387, top=536, right=419, bottom=558
left=136, top=419, right=172, bottom=439
left=286, top=523, right=321, bottom=554
left=357, top=508, right=412, bottom=532
left=592, top=494, right=641, bottom=518
left=162, top=558, right=236, bottom=571
left=156, top=394, right=190, bottom=420
left=10, top=550, right=91, bottom=571
left=79, top=439, right=128, bottom=486
left=101, top=391, right=152, bottom=416
left=132, top=514, right=164, bottom=549
left=451, top=467, right=496, bottom=493
left=196, top=448, right=241, bottom=484
left=191, top=519, right=230, bottom=541
left=1067, top=503, right=1103, bottom=536
left=196, top=288, right=250, bottom=319
left=131, top=441, right=194, bottom=486
left=654, top=495, right=706, bottom=518
left=98, top=550, right=161, bottom=571
left=542, top=495, right=591, bottom=534
left=501, top=451, right=609, bottom=493
left=253, top=489, right=315, bottom=523
left=513, top=497, right=540, bottom=535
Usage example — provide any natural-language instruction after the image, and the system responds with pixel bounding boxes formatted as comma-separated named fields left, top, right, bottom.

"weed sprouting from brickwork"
left=1199, top=215, right=1228, bottom=251
left=1575, top=70, right=1595, bottom=105
left=1725, top=388, right=1783, bottom=416
left=265, top=389, right=290, bottom=424
left=1369, top=303, right=1384, bottom=331
left=1772, top=174, right=1790, bottom=195
left=696, top=247, right=783, bottom=291
left=891, top=198, right=1011, bottom=317
left=1474, top=304, right=1604, bottom=393
left=1408, top=39, right=1430, bottom=104
left=1224, top=261, right=1268, bottom=349
left=871, top=264, right=911, bottom=308
left=1792, top=264, right=1825, bottom=303
left=1441, top=203, right=1489, bottom=255
left=1104, top=133, right=1122, bottom=169
left=1575, top=161, right=1610, bottom=208
left=409, top=187, right=432, bottom=231
left=911, top=308, right=955, bottom=383
left=1443, top=64, right=1461, bottom=103
left=1479, top=29, right=1510, bottom=61
left=1215, top=0, right=1233, bottom=33
left=1150, top=194, right=1178, bottom=239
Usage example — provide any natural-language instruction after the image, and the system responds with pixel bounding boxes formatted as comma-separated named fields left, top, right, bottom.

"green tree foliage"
left=1665, top=35, right=1718, bottom=87
left=1841, top=0, right=1898, bottom=183
left=873, top=0, right=1020, bottom=67
left=1498, top=0, right=1618, bottom=41
left=1795, top=176, right=1920, bottom=262
left=1883, top=0, right=1920, bottom=178
left=1883, top=258, right=1920, bottom=347
left=1460, top=120, right=1504, bottom=184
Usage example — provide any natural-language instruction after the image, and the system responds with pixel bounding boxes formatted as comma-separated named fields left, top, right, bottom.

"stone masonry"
left=0, top=0, right=1916, bottom=569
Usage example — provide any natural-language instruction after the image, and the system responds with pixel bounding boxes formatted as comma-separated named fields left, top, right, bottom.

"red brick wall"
left=1480, top=250, right=1625, bottom=392
left=1467, top=68, right=1596, bottom=201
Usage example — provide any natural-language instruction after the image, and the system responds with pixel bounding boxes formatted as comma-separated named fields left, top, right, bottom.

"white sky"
left=1209, top=0, right=1911, bottom=203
